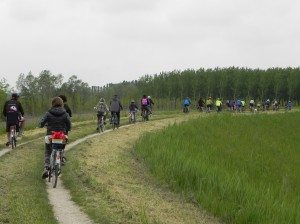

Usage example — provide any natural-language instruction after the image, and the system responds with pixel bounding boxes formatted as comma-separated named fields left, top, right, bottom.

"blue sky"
left=1, top=0, right=299, bottom=89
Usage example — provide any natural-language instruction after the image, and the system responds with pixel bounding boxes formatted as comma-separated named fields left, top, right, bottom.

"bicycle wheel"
left=100, top=121, right=105, bottom=132
left=11, top=135, right=16, bottom=149
left=97, top=121, right=101, bottom=133
left=52, top=164, right=59, bottom=188
left=48, top=167, right=52, bottom=182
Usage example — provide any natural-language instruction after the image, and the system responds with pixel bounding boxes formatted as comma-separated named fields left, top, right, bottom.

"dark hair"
left=59, top=95, right=67, bottom=102
left=52, top=97, right=64, bottom=107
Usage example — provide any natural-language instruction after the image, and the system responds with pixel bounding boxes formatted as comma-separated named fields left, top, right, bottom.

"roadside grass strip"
left=134, top=112, right=300, bottom=224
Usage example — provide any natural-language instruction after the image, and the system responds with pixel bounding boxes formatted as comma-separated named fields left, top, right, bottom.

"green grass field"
left=134, top=111, right=300, bottom=224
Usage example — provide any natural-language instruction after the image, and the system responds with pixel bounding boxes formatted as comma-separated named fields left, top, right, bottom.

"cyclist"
left=129, top=100, right=138, bottom=121
left=273, top=99, right=279, bottom=111
left=59, top=95, right=72, bottom=118
left=215, top=98, right=222, bottom=112
left=249, top=99, right=255, bottom=112
left=140, top=94, right=150, bottom=116
left=286, top=100, right=293, bottom=110
left=183, top=97, right=191, bottom=113
left=2, top=93, right=25, bottom=146
left=236, top=99, right=242, bottom=112
left=94, top=98, right=109, bottom=130
left=109, top=94, right=123, bottom=126
left=206, top=97, right=213, bottom=112
left=264, top=99, right=270, bottom=111
left=241, top=100, right=246, bottom=112
left=197, top=97, right=205, bottom=112
left=38, top=97, right=71, bottom=179
left=147, top=96, right=154, bottom=114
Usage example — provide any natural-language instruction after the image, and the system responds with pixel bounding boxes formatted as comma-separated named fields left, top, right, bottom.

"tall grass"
left=134, top=112, right=300, bottom=223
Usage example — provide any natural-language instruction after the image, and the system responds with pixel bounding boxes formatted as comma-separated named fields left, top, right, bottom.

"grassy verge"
left=134, top=112, right=300, bottom=223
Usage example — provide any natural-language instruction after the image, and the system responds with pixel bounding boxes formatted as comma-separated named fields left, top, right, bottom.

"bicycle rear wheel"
left=100, top=122, right=105, bottom=132
left=11, top=136, right=16, bottom=149
left=52, top=164, right=59, bottom=188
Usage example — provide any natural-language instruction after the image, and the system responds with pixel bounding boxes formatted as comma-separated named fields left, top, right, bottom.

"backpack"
left=97, top=103, right=106, bottom=112
left=141, top=98, right=148, bottom=106
left=184, top=99, right=190, bottom=105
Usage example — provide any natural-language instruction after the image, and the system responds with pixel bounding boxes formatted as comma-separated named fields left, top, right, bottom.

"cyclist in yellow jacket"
left=215, top=98, right=222, bottom=112
left=206, top=97, right=213, bottom=112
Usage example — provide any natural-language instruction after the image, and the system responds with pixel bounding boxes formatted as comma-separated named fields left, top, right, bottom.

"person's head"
left=100, top=98, right=105, bottom=103
left=11, top=92, right=19, bottom=100
left=143, top=94, right=147, bottom=98
left=148, top=96, right=151, bottom=99
left=131, top=100, right=135, bottom=103
left=59, top=95, right=67, bottom=103
left=52, top=97, right=64, bottom=107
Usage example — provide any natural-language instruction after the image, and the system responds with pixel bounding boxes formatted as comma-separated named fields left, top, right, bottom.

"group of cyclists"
left=182, top=97, right=293, bottom=113
left=94, top=94, right=154, bottom=128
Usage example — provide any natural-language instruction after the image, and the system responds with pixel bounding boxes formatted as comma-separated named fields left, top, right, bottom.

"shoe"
left=42, top=167, right=49, bottom=179
left=96, top=127, right=99, bottom=131
left=104, top=122, right=107, bottom=125
left=5, top=142, right=10, bottom=146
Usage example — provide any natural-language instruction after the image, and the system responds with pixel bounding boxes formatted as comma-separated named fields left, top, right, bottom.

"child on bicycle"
left=38, top=97, right=71, bottom=179
left=129, top=100, right=138, bottom=120
left=94, top=98, right=109, bottom=130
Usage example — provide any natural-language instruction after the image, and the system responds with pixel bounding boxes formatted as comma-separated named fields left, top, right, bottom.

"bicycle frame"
left=97, top=114, right=105, bottom=132
left=129, top=111, right=136, bottom=123
left=49, top=138, right=65, bottom=188
left=111, top=112, right=119, bottom=129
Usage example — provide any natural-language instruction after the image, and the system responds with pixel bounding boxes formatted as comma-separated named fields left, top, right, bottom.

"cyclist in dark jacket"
left=59, top=95, right=72, bottom=117
left=109, top=94, right=123, bottom=126
left=3, top=93, right=25, bottom=146
left=38, top=97, right=71, bottom=178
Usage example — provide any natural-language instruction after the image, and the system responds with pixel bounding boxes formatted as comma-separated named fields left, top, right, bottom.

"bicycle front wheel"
left=52, top=164, right=59, bottom=188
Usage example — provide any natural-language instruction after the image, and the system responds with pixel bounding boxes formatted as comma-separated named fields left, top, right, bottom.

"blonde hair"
left=52, top=97, right=64, bottom=107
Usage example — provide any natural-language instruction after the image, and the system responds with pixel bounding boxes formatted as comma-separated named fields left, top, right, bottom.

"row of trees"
left=1, top=67, right=300, bottom=117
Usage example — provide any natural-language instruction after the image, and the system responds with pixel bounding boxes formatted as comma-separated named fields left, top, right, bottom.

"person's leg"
left=5, top=123, right=10, bottom=146
left=116, top=112, right=120, bottom=125
left=42, top=142, right=52, bottom=178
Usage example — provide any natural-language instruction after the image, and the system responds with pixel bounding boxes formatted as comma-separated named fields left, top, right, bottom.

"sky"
left=1, top=0, right=300, bottom=89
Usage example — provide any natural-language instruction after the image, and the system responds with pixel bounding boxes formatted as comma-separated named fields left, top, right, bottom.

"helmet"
left=100, top=98, right=105, bottom=102
left=12, top=93, right=19, bottom=98
left=148, top=96, right=151, bottom=99
left=131, top=100, right=135, bottom=103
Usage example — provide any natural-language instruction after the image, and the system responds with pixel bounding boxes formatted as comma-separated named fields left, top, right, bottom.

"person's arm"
left=65, top=105, right=72, bottom=117
left=38, top=113, right=48, bottom=128
left=119, top=101, right=123, bottom=110
left=3, top=102, right=7, bottom=117
left=18, top=102, right=25, bottom=116
left=66, top=114, right=71, bottom=131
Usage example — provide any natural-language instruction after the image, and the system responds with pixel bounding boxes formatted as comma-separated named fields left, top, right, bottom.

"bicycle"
left=97, top=113, right=106, bottom=132
left=110, top=112, right=119, bottom=130
left=48, top=131, right=67, bottom=188
left=141, top=108, right=149, bottom=121
left=9, top=125, right=17, bottom=149
left=129, top=110, right=137, bottom=124
left=183, top=105, right=189, bottom=113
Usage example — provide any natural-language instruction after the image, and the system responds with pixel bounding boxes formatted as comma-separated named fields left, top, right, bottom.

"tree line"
left=1, top=67, right=299, bottom=117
